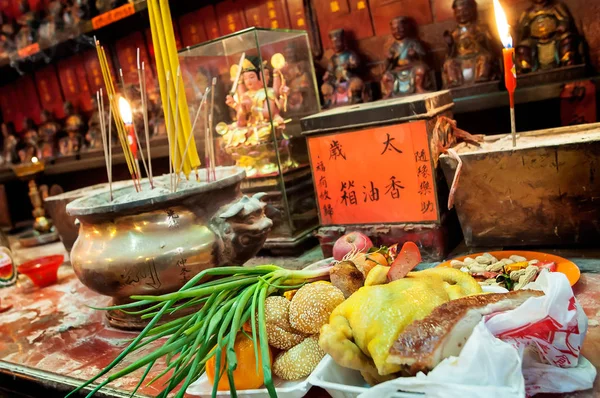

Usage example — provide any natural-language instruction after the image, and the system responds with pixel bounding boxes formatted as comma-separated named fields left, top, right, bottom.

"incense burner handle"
left=211, top=193, right=273, bottom=266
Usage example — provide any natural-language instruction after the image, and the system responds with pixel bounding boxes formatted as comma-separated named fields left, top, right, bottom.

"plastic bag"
left=358, top=271, right=596, bottom=398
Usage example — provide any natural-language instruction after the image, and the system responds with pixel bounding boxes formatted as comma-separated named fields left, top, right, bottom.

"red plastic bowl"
left=17, top=254, right=64, bottom=288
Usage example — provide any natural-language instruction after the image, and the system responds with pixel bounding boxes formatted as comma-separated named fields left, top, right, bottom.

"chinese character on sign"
left=381, top=133, right=403, bottom=155
left=340, top=180, right=357, bottom=206
left=319, top=190, right=332, bottom=200
left=385, top=176, right=405, bottom=199
left=316, top=160, right=326, bottom=172
left=362, top=182, right=380, bottom=202
left=418, top=181, right=432, bottom=196
left=421, top=200, right=434, bottom=214
left=319, top=175, right=327, bottom=188
left=329, top=140, right=346, bottom=160
left=415, top=149, right=428, bottom=162
left=417, top=165, right=429, bottom=179
left=323, top=204, right=334, bottom=217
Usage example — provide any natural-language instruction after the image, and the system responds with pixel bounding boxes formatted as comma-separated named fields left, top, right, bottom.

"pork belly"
left=387, top=290, right=544, bottom=375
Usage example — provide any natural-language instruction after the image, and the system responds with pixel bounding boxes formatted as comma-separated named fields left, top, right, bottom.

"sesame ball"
left=273, top=336, right=325, bottom=380
left=264, top=296, right=307, bottom=350
left=289, top=282, right=345, bottom=335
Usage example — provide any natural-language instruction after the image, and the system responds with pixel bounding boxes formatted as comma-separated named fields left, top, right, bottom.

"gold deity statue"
left=516, top=0, right=579, bottom=73
left=217, top=55, right=296, bottom=178
left=442, top=0, right=499, bottom=88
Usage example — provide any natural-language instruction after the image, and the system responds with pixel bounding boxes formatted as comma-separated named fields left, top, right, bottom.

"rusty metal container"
left=301, top=91, right=461, bottom=260
left=439, top=123, right=600, bottom=247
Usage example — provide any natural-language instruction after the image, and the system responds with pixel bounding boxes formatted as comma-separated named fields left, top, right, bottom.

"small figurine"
left=18, top=118, right=41, bottom=163
left=381, top=16, right=434, bottom=98
left=281, top=43, right=313, bottom=112
left=38, top=1, right=64, bottom=44
left=321, top=29, right=365, bottom=108
left=0, top=12, right=15, bottom=58
left=85, top=97, right=104, bottom=151
left=1, top=122, right=18, bottom=165
left=15, top=7, right=37, bottom=51
left=60, top=101, right=85, bottom=155
left=39, top=110, right=60, bottom=158
left=442, top=0, right=499, bottom=88
left=516, top=0, right=579, bottom=72
left=218, top=55, right=295, bottom=177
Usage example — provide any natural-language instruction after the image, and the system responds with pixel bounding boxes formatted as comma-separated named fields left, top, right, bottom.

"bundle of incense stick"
left=96, top=89, right=113, bottom=201
left=95, top=40, right=141, bottom=192
left=147, top=0, right=201, bottom=185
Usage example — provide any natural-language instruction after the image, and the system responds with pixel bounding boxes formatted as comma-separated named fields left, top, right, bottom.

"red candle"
left=503, top=47, right=516, bottom=107
left=126, top=122, right=138, bottom=160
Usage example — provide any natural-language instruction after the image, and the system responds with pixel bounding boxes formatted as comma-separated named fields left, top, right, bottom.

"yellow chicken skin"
left=319, top=268, right=482, bottom=384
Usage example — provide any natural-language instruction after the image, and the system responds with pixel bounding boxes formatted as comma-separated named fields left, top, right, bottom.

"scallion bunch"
left=67, top=264, right=331, bottom=398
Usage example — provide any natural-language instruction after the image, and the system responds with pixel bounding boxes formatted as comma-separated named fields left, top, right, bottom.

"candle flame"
left=118, top=96, right=133, bottom=125
left=31, top=156, right=38, bottom=164
left=493, top=0, right=512, bottom=48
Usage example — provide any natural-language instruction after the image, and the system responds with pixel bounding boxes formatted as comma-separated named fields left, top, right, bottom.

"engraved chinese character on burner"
left=381, top=133, right=403, bottom=155
left=329, top=140, right=346, bottom=160
left=120, top=260, right=162, bottom=289
left=385, top=176, right=405, bottom=199
left=166, top=208, right=179, bottom=228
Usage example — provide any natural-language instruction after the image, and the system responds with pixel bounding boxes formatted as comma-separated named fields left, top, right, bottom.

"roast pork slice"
left=387, top=289, right=544, bottom=375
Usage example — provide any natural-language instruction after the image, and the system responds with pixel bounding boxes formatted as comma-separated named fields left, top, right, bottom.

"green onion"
left=69, top=264, right=331, bottom=398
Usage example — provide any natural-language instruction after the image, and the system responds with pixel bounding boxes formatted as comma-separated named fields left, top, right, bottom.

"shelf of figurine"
left=441, top=0, right=502, bottom=99
left=514, top=0, right=587, bottom=87
left=380, top=17, right=436, bottom=99
left=321, top=29, right=370, bottom=109
left=0, top=0, right=130, bottom=63
left=217, top=55, right=300, bottom=179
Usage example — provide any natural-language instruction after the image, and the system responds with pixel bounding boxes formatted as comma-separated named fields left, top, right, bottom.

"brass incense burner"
left=66, top=167, right=273, bottom=328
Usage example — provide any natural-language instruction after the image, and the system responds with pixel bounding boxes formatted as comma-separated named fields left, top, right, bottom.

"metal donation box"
left=302, top=91, right=460, bottom=260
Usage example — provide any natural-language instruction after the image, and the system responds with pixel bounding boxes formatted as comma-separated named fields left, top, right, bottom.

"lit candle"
left=494, top=0, right=517, bottom=147
left=118, top=96, right=138, bottom=160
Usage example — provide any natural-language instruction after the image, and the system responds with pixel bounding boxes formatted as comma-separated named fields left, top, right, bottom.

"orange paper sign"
left=92, top=3, right=135, bottom=30
left=308, top=121, right=438, bottom=225
left=17, top=42, right=39, bottom=59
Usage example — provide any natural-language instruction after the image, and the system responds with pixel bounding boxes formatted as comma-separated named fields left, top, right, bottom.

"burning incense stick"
left=140, top=61, right=154, bottom=188
left=148, top=0, right=200, bottom=178
left=107, top=105, right=113, bottom=200
left=179, top=87, right=209, bottom=176
left=165, top=71, right=174, bottom=192
left=97, top=90, right=112, bottom=202
left=209, top=77, right=217, bottom=180
left=119, top=66, right=151, bottom=190
left=95, top=41, right=139, bottom=191
left=173, top=66, right=181, bottom=191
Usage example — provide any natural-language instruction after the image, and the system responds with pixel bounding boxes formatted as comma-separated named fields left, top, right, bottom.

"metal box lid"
left=301, top=91, right=454, bottom=135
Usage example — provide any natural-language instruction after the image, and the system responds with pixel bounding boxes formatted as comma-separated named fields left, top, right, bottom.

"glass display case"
left=179, top=28, right=321, bottom=253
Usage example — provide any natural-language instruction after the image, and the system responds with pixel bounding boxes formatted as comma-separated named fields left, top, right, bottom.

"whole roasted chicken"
left=319, top=268, right=482, bottom=384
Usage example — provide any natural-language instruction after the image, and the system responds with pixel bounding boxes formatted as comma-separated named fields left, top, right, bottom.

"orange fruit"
left=206, top=333, right=270, bottom=391
left=366, top=252, right=389, bottom=266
